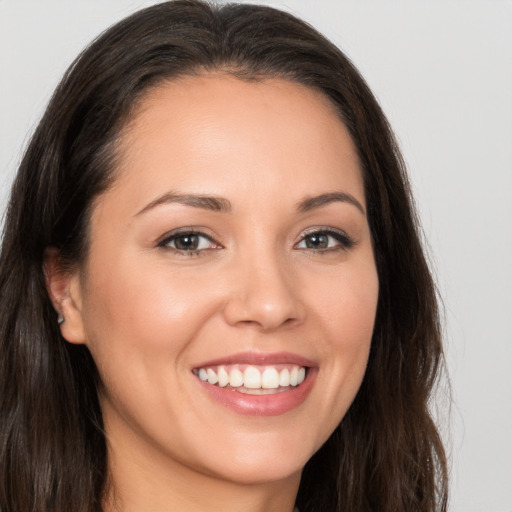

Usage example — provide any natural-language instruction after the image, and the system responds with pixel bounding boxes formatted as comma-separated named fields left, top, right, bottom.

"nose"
left=222, top=252, right=305, bottom=332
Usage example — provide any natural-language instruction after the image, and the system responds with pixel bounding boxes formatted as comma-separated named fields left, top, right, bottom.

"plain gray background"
left=1, top=1, right=511, bottom=511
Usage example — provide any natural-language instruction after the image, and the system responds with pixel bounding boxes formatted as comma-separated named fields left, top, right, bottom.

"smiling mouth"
left=192, top=364, right=307, bottom=395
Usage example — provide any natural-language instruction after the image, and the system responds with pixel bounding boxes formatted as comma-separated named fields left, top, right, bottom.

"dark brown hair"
left=0, top=1, right=448, bottom=510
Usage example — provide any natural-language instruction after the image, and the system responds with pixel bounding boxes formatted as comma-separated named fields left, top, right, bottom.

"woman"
left=0, top=1, right=448, bottom=511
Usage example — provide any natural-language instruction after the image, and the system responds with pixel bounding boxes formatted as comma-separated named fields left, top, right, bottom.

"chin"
left=192, top=430, right=318, bottom=485
left=208, top=457, right=305, bottom=486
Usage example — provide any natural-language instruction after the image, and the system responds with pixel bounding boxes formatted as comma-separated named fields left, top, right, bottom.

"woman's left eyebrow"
left=297, top=192, right=365, bottom=215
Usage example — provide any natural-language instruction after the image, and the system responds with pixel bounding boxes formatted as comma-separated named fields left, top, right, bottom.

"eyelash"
left=157, top=227, right=355, bottom=257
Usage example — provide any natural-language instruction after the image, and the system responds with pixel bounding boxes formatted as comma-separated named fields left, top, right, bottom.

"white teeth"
left=217, top=366, right=229, bottom=387
left=206, top=368, right=218, bottom=385
left=289, top=366, right=299, bottom=386
left=229, top=368, right=244, bottom=387
left=261, top=367, right=279, bottom=389
left=196, top=364, right=307, bottom=390
left=243, top=366, right=261, bottom=389
left=279, top=368, right=290, bottom=387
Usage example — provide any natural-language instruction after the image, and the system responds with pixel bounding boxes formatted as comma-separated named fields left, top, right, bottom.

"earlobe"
left=43, top=248, right=87, bottom=345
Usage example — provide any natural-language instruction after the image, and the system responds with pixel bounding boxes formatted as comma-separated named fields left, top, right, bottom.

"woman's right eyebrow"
left=135, top=192, right=232, bottom=216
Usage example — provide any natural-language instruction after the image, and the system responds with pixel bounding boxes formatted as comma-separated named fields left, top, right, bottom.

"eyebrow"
left=136, top=192, right=232, bottom=216
left=136, top=190, right=365, bottom=216
left=297, top=192, right=365, bottom=215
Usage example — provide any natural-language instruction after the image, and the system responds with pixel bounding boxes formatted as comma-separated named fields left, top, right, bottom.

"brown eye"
left=158, top=231, right=217, bottom=253
left=173, top=234, right=201, bottom=250
left=296, top=229, right=355, bottom=251
left=304, top=233, right=330, bottom=249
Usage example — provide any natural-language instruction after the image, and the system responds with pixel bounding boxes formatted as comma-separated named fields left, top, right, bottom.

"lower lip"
left=196, top=369, right=317, bottom=416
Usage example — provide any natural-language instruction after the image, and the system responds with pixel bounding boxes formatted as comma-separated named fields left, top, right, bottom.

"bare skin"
left=46, top=74, right=379, bottom=512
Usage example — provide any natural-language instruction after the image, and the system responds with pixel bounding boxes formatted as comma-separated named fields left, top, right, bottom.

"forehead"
left=106, top=73, right=365, bottom=212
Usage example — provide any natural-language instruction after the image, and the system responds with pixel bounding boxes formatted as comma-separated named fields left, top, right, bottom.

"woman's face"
left=64, top=75, right=378, bottom=486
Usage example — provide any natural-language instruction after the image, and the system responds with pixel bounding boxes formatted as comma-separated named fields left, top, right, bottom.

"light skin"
left=46, top=74, right=379, bottom=512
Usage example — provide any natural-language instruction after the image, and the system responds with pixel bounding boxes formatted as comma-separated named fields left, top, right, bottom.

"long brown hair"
left=0, top=1, right=448, bottom=510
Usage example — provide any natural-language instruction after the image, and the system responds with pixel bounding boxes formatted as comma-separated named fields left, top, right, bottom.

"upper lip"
left=193, top=351, right=316, bottom=369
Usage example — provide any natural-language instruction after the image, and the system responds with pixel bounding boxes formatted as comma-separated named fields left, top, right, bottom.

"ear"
left=44, top=248, right=87, bottom=345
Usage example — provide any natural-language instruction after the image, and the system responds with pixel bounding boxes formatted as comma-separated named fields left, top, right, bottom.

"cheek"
left=338, top=267, right=378, bottom=372
left=315, top=258, right=379, bottom=344
left=307, top=257, right=378, bottom=420
left=80, top=256, right=224, bottom=364
left=79, top=260, right=222, bottom=428
left=79, top=262, right=203, bottom=446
